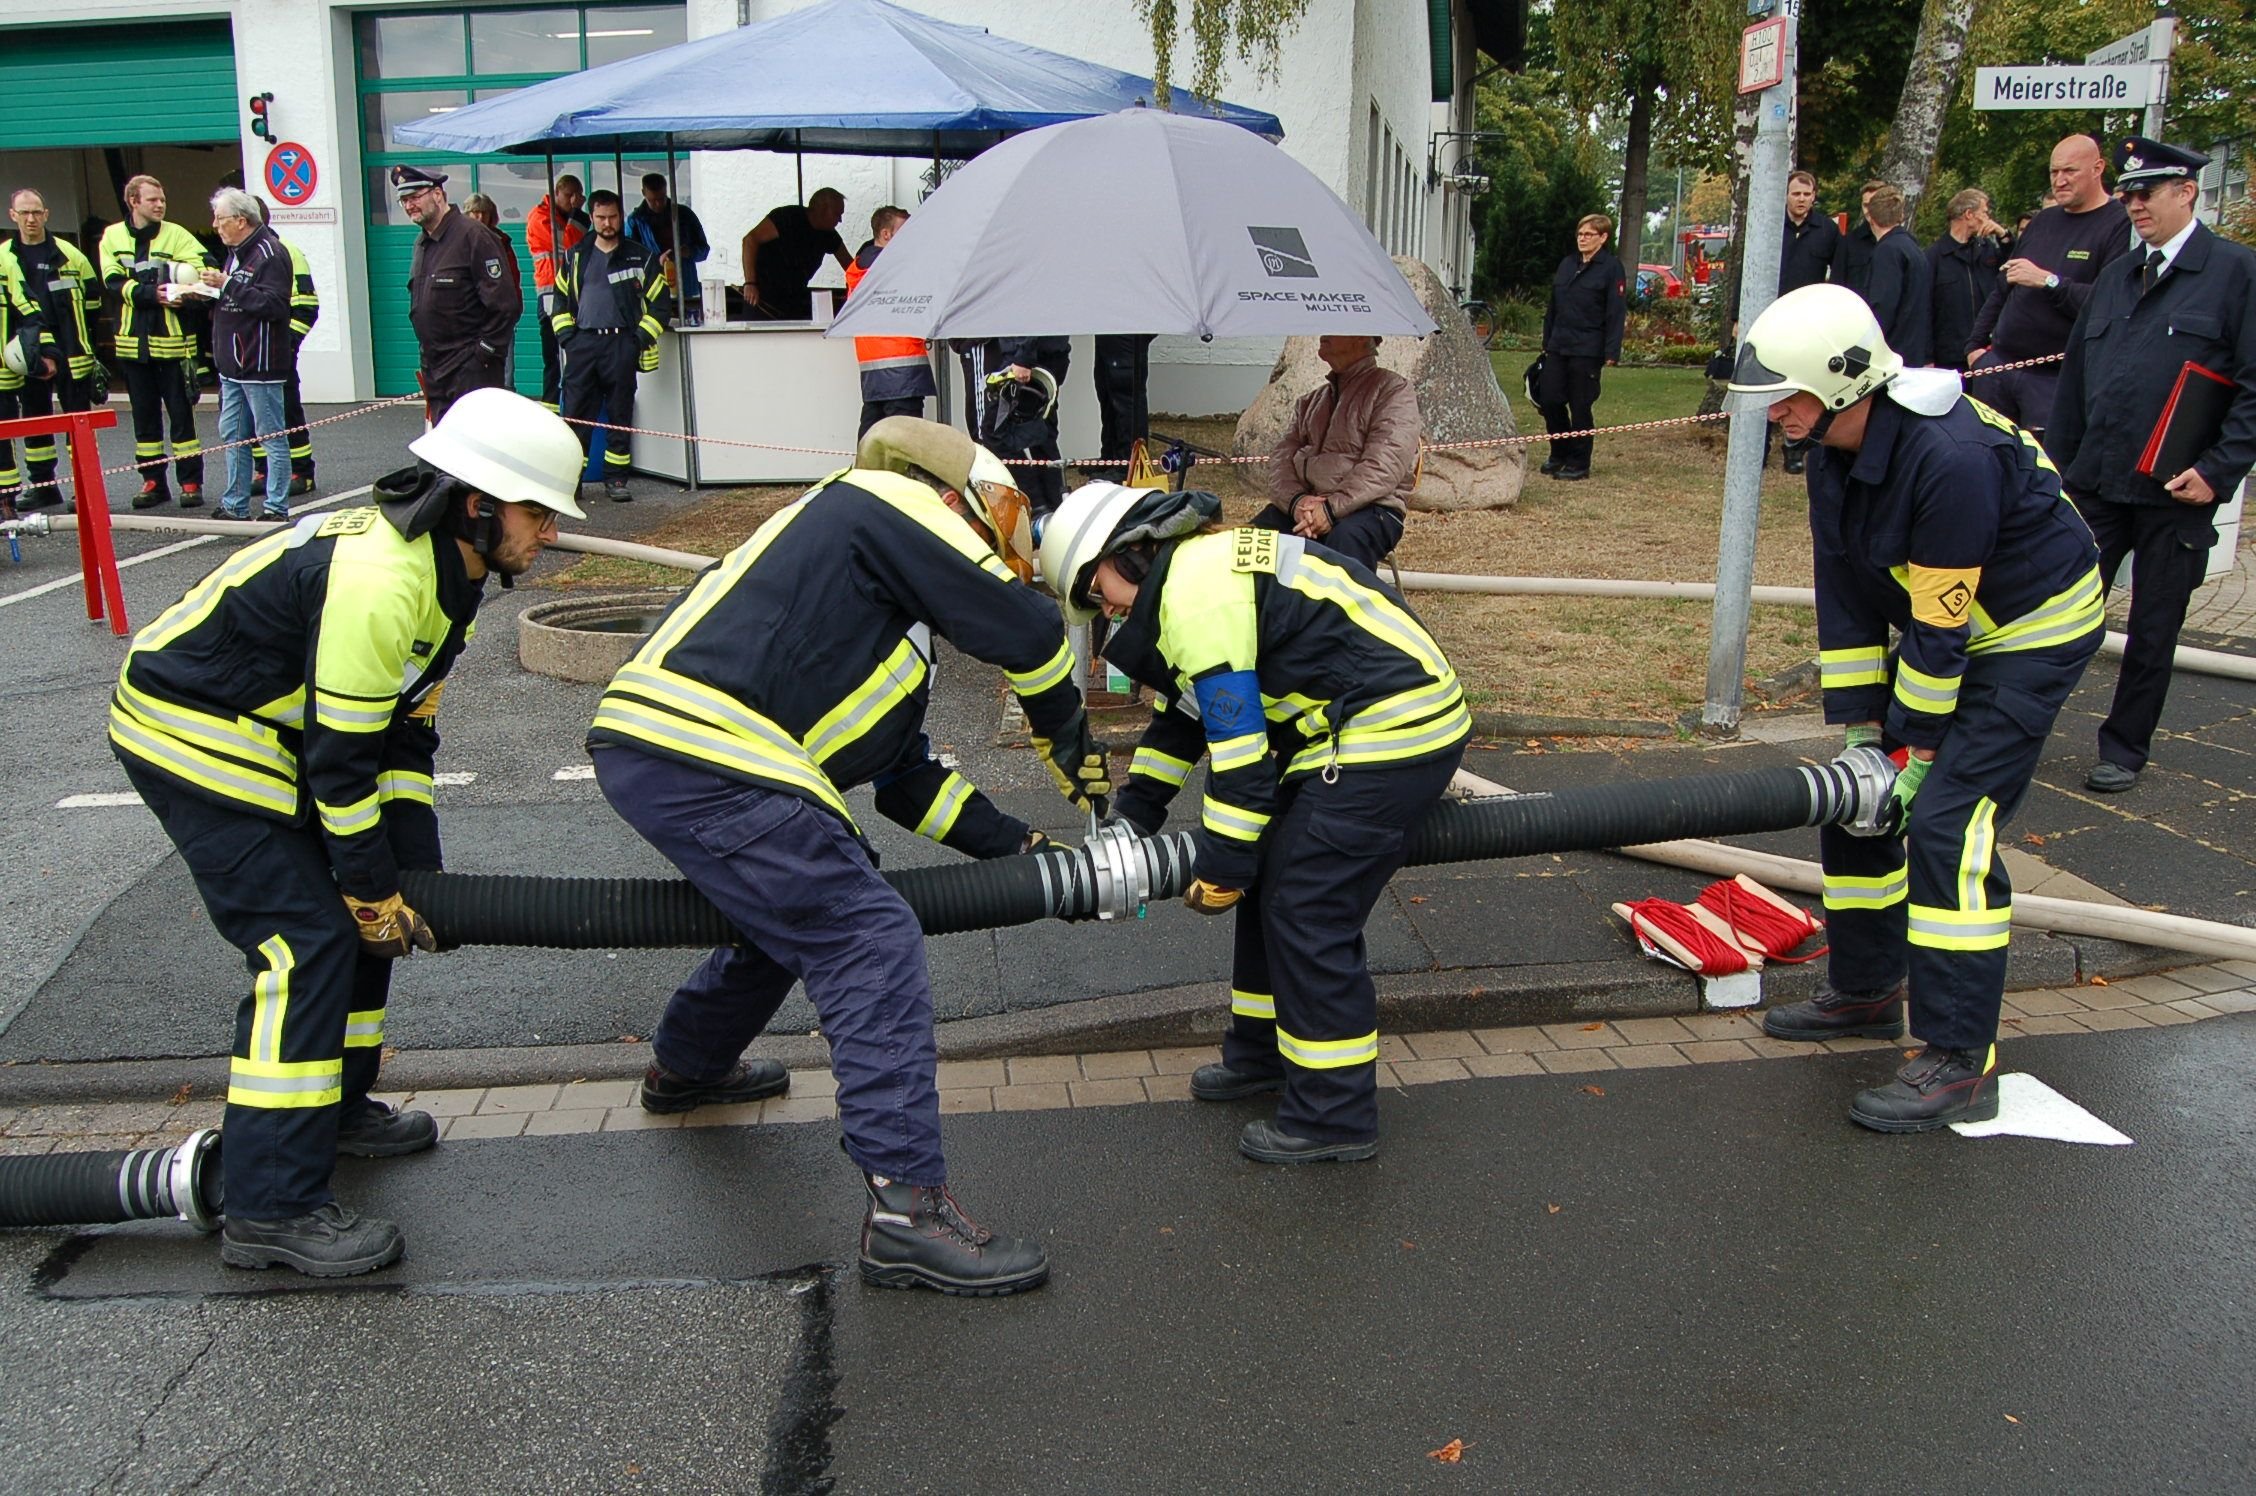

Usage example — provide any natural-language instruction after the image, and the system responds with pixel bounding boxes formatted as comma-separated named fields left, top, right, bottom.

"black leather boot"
left=221, top=1202, right=403, bottom=1277
left=335, top=1099, right=438, bottom=1157
left=1239, top=1119, right=1376, bottom=1164
left=1850, top=1044, right=1999, bottom=1133
left=1761, top=980, right=1907, bottom=1041
left=638, top=1058, right=790, bottom=1113
left=1190, top=1062, right=1283, bottom=1102
left=859, top=1176, right=1048, bottom=1296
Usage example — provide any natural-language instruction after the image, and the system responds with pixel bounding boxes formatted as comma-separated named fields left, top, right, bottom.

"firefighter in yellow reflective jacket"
left=98, top=174, right=213, bottom=508
left=2, top=187, right=102, bottom=512
left=587, top=416, right=1104, bottom=1297
left=0, top=244, right=50, bottom=514
left=1041, top=483, right=1471, bottom=1164
left=110, top=389, right=585, bottom=1276
left=1730, top=284, right=2103, bottom=1132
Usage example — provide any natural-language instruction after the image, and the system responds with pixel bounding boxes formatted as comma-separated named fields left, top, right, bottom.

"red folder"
left=2135, top=361, right=2235, bottom=478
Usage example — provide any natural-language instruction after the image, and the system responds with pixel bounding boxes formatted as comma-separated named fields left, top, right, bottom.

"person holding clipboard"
left=2047, top=137, right=2256, bottom=794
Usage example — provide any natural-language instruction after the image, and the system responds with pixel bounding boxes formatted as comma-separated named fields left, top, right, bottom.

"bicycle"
left=1456, top=294, right=1497, bottom=349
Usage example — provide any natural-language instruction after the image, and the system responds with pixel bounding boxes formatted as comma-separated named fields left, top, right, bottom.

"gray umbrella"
left=827, top=108, right=1436, bottom=342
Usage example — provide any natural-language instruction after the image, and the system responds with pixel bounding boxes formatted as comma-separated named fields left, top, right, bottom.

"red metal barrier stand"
left=0, top=407, right=128, bottom=635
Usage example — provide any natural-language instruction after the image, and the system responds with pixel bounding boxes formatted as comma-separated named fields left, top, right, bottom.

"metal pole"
left=2144, top=12, right=2176, bottom=139
left=795, top=130, right=805, bottom=202
left=1701, top=4, right=1798, bottom=737
left=668, top=134, right=698, bottom=492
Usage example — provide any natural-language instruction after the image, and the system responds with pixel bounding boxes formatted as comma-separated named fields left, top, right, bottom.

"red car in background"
left=1636, top=263, right=1685, bottom=300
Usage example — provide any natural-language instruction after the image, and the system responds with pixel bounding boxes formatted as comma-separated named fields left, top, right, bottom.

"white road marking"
left=55, top=792, right=143, bottom=808
left=1951, top=1072, right=2133, bottom=1146
left=434, top=771, right=477, bottom=786
left=552, top=765, right=596, bottom=781
left=0, top=485, right=374, bottom=614
left=937, top=752, right=959, bottom=769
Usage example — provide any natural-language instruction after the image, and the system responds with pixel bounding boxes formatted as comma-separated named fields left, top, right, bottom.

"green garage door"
left=356, top=4, right=687, bottom=398
left=0, top=20, right=239, bottom=149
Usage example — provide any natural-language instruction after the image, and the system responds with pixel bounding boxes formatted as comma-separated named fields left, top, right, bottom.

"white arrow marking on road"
left=1951, top=1072, right=2133, bottom=1146
left=55, top=792, right=144, bottom=808
left=0, top=485, right=374, bottom=614
left=553, top=765, right=595, bottom=781
left=434, top=771, right=477, bottom=786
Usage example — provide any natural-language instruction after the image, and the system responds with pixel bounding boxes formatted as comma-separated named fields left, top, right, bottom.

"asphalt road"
left=5, top=1020, right=2250, bottom=1492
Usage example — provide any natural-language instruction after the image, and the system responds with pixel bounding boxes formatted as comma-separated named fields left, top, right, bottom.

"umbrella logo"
left=1249, top=227, right=1318, bottom=279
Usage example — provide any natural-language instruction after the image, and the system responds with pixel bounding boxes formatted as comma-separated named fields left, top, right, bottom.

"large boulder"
left=1231, top=255, right=1526, bottom=511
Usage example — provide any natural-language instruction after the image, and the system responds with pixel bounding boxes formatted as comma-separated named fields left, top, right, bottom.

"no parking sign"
left=264, top=142, right=319, bottom=207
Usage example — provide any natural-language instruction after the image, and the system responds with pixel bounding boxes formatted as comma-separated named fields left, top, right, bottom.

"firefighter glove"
left=1184, top=879, right=1242, bottom=915
left=1034, top=725, right=1112, bottom=817
left=346, top=892, right=439, bottom=960
left=1888, top=752, right=1931, bottom=832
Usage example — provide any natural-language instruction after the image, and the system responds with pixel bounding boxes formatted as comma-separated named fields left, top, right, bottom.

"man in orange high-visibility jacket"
left=842, top=205, right=936, bottom=437
left=526, top=175, right=587, bottom=409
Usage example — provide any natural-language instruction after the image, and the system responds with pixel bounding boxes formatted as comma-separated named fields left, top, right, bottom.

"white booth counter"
left=634, top=323, right=1119, bottom=488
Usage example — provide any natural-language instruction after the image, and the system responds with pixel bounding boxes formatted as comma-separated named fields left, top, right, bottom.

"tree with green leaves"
left=1874, top=0, right=1982, bottom=219
left=1134, top=0, right=1312, bottom=108
left=1468, top=65, right=1612, bottom=299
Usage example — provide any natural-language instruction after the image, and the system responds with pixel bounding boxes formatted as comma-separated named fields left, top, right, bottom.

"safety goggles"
left=970, top=478, right=1037, bottom=585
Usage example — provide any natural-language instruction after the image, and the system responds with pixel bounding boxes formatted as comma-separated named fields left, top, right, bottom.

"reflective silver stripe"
left=1131, top=748, right=1193, bottom=786
left=315, top=693, right=393, bottom=729
left=1006, top=641, right=1075, bottom=697
left=614, top=666, right=827, bottom=771
left=1893, top=671, right=1960, bottom=709
left=226, top=1067, right=341, bottom=1098
left=1230, top=990, right=1275, bottom=1019
left=1275, top=1028, right=1380, bottom=1069
left=914, top=774, right=973, bottom=839
left=803, top=647, right=926, bottom=763
left=1348, top=679, right=1462, bottom=731
left=1202, top=797, right=1269, bottom=840
left=1907, top=909, right=2011, bottom=942
left=1210, top=732, right=1267, bottom=772
left=108, top=713, right=298, bottom=814
left=319, top=795, right=382, bottom=837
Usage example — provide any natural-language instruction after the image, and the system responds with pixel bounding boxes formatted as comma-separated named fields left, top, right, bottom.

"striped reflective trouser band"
left=1819, top=646, right=1888, bottom=690
left=1130, top=746, right=1194, bottom=788
left=592, top=664, right=858, bottom=825
left=289, top=317, right=314, bottom=338
left=376, top=770, right=435, bottom=806
left=1822, top=867, right=1909, bottom=911
left=1277, top=1026, right=1380, bottom=1070
left=230, top=936, right=344, bottom=1110
left=108, top=690, right=300, bottom=819
left=1907, top=903, right=2012, bottom=951
left=1967, top=568, right=2105, bottom=655
left=134, top=440, right=165, bottom=460
left=318, top=790, right=382, bottom=838
left=0, top=456, right=16, bottom=485
left=1005, top=639, right=1077, bottom=699
left=343, top=1008, right=386, bottom=1050
left=21, top=434, right=56, bottom=463
left=1955, top=796, right=2000, bottom=913
left=913, top=770, right=974, bottom=841
left=1202, top=794, right=1271, bottom=843
left=1893, top=662, right=1962, bottom=717
left=1209, top=731, right=1268, bottom=774
left=1231, top=989, right=1275, bottom=1020
left=605, top=443, right=632, bottom=470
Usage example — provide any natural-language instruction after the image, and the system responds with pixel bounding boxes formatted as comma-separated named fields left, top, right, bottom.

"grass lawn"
left=545, top=362, right=1821, bottom=731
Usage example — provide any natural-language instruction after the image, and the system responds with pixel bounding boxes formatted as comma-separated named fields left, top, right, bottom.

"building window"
left=1365, top=102, right=1382, bottom=233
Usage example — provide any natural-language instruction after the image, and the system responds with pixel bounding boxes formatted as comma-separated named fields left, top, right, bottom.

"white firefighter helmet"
left=407, top=387, right=587, bottom=520
left=1038, top=481, right=1221, bottom=625
left=1728, top=283, right=1904, bottom=412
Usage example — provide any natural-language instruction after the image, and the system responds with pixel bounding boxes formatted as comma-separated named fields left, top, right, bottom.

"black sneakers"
left=335, top=1099, right=438, bottom=1157
left=1761, top=980, right=1908, bottom=1041
left=638, top=1058, right=790, bottom=1113
left=220, top=1201, right=404, bottom=1277
left=1850, top=1043, right=1999, bottom=1133
left=858, top=1175, right=1048, bottom=1296
left=1238, top=1119, right=1377, bottom=1165
left=1190, top=1062, right=1283, bottom=1102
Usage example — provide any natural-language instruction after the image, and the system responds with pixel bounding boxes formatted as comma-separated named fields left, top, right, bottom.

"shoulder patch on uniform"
left=1229, top=528, right=1278, bottom=574
left=485, top=259, right=504, bottom=279
left=1906, top=564, right=1981, bottom=628
left=316, top=509, right=376, bottom=537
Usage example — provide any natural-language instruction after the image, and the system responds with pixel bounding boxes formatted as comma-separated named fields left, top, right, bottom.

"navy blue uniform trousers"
left=2080, top=496, right=2218, bottom=772
left=1219, top=752, right=1462, bottom=1143
left=593, top=745, right=946, bottom=1184
left=1819, top=635, right=2098, bottom=1052
left=120, top=760, right=393, bottom=1220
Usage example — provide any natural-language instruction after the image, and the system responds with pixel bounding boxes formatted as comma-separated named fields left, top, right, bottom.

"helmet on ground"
left=1038, top=481, right=1221, bottom=625
left=407, top=387, right=587, bottom=520
left=857, top=415, right=1037, bottom=582
left=1728, top=283, right=1902, bottom=412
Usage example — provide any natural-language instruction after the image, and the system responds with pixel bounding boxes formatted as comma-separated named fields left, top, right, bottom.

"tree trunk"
left=1876, top=0, right=1980, bottom=220
left=1618, top=76, right=1656, bottom=265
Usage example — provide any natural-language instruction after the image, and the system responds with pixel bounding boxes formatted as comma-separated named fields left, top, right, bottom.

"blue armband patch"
left=1193, top=670, right=1263, bottom=741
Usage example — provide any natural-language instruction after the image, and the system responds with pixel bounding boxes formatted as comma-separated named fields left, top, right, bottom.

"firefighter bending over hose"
left=586, top=416, right=1109, bottom=1298
left=109, top=389, right=585, bottom=1275
left=1730, top=283, right=2104, bottom=1131
left=1040, top=483, right=1470, bottom=1163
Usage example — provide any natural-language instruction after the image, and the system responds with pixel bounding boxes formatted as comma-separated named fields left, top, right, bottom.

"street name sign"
left=1973, top=64, right=2155, bottom=111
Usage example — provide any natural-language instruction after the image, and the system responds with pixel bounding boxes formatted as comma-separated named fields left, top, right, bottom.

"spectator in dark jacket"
left=1927, top=189, right=2003, bottom=380
left=1860, top=185, right=1931, bottom=366
left=204, top=186, right=296, bottom=521
left=1536, top=213, right=1627, bottom=480
left=1832, top=180, right=1888, bottom=296
left=1780, top=169, right=1839, bottom=293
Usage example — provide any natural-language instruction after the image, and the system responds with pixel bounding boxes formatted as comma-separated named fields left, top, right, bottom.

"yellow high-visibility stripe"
left=314, top=688, right=392, bottom=733
left=1893, top=662, right=1962, bottom=715
left=1284, top=699, right=1472, bottom=777
left=1958, top=796, right=1998, bottom=912
left=134, top=528, right=295, bottom=653
left=377, top=770, right=435, bottom=805
left=1271, top=544, right=1449, bottom=678
left=1209, top=732, right=1268, bottom=773
left=247, top=935, right=293, bottom=1065
left=1820, top=645, right=1889, bottom=689
left=1907, top=903, right=2012, bottom=951
left=1202, top=796, right=1271, bottom=842
left=803, top=637, right=927, bottom=764
left=228, top=1056, right=343, bottom=1110
left=592, top=675, right=857, bottom=824
left=865, top=477, right=1013, bottom=581
left=107, top=708, right=300, bottom=818
left=1231, top=989, right=1275, bottom=1020
left=1276, top=1026, right=1380, bottom=1069
left=1967, top=568, right=2104, bottom=655
left=343, top=1008, right=385, bottom=1049
left=252, top=687, right=306, bottom=728
left=640, top=488, right=823, bottom=660
left=1130, top=746, right=1194, bottom=786
left=914, top=772, right=974, bottom=841
left=113, top=678, right=297, bottom=778
left=1822, top=867, right=1908, bottom=910
left=318, top=791, right=381, bottom=838
left=1006, top=639, right=1075, bottom=697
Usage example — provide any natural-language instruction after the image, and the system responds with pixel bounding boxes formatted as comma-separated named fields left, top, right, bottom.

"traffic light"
left=248, top=93, right=274, bottom=143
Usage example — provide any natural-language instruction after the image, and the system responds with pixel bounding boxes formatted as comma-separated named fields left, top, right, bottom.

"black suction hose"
left=0, top=1129, right=221, bottom=1231
left=400, top=760, right=1865, bottom=950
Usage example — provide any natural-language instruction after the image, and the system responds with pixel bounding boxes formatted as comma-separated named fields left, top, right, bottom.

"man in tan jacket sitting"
left=1257, top=334, right=1421, bottom=570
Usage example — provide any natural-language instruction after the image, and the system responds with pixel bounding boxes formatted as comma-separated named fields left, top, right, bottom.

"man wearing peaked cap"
left=396, top=164, right=521, bottom=421
left=2047, top=136, right=2256, bottom=794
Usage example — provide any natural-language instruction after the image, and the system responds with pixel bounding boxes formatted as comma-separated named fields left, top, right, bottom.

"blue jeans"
left=220, top=377, right=290, bottom=517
